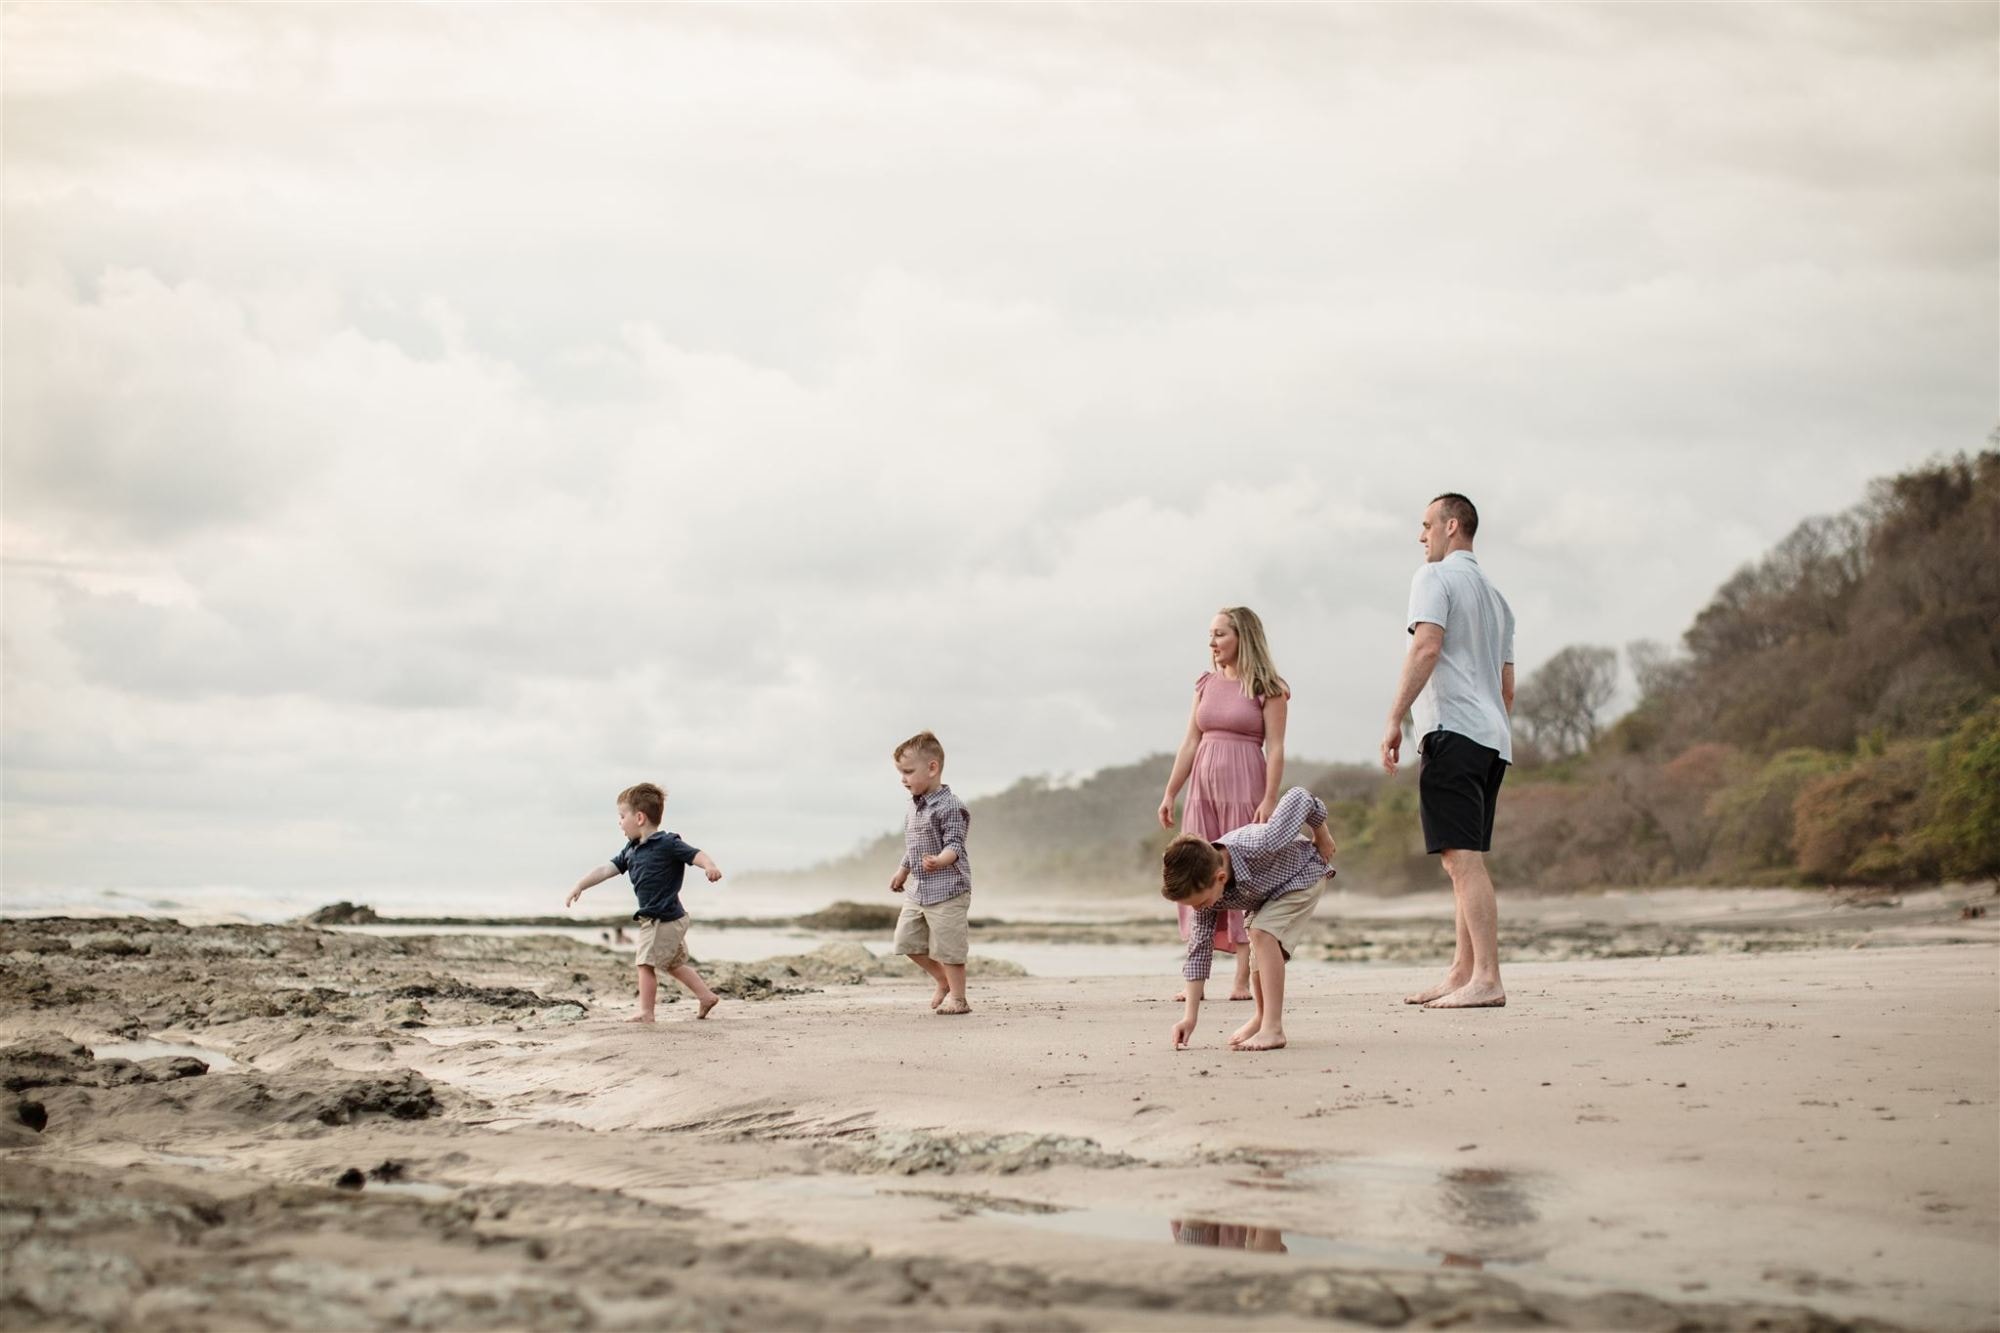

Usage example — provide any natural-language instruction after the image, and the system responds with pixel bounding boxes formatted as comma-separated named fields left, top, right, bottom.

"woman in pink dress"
left=1157, top=606, right=1291, bottom=1001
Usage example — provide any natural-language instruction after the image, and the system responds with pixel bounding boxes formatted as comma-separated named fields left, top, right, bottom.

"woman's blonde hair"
left=1216, top=606, right=1288, bottom=702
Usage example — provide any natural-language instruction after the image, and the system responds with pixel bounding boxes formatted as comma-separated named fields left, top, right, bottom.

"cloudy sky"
left=3, top=4, right=1994, bottom=911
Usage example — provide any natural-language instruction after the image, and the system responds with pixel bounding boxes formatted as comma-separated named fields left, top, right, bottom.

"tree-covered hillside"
left=791, top=449, right=2000, bottom=895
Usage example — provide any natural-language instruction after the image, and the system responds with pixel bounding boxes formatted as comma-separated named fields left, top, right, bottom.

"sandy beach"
left=4, top=889, right=1995, bottom=1331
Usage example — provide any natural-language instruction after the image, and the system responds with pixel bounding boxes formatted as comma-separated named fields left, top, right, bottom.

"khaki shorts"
left=894, top=894, right=970, bottom=965
left=634, top=916, right=690, bottom=970
left=1246, top=880, right=1324, bottom=962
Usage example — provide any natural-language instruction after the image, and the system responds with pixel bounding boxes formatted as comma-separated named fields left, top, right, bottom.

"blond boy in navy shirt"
left=564, top=782, right=724, bottom=1023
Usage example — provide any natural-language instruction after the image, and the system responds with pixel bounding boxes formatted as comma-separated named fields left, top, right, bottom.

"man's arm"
left=564, top=863, right=619, bottom=908
left=1381, top=622, right=1445, bottom=775
left=1501, top=662, right=1515, bottom=715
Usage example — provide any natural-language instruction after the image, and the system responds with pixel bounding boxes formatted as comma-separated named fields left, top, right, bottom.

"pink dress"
left=1177, top=670, right=1275, bottom=954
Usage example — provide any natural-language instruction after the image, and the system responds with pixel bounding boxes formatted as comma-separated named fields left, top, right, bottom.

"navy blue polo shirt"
left=610, top=830, right=701, bottom=922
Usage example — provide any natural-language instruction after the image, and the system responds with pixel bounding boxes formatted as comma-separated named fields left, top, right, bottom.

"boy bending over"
left=1162, top=786, right=1335, bottom=1052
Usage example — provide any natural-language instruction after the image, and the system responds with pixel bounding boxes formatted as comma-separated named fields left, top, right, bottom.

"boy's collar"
left=911, top=782, right=949, bottom=805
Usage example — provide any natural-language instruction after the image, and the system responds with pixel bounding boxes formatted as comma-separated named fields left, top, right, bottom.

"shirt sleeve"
left=1503, top=604, right=1517, bottom=666
left=664, top=834, right=700, bottom=864
left=1407, top=564, right=1449, bottom=633
left=610, top=844, right=633, bottom=875
left=1183, top=904, right=1218, bottom=981
left=936, top=802, right=969, bottom=858
left=1227, top=788, right=1327, bottom=861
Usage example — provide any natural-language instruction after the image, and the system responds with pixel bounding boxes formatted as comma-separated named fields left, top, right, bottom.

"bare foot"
left=1173, top=990, right=1188, bottom=1002
left=626, top=1012, right=656, bottom=1024
left=1424, top=981, right=1506, bottom=1009
left=1234, top=1031, right=1287, bottom=1051
left=1228, top=1017, right=1261, bottom=1048
left=1404, top=975, right=1469, bottom=1005
left=695, top=995, right=721, bottom=1020
left=1228, top=989, right=1254, bottom=1002
left=936, top=996, right=971, bottom=1015
left=930, top=984, right=948, bottom=1010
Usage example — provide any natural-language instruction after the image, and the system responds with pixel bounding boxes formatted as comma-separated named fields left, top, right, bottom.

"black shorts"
left=1417, top=730, right=1508, bottom=854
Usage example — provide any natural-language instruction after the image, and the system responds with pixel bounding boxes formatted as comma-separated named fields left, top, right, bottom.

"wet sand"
left=2, top=896, right=1995, bottom=1331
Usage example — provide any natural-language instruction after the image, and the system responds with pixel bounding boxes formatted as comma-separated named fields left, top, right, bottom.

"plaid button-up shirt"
left=1183, top=787, right=1332, bottom=981
left=901, top=784, right=972, bottom=905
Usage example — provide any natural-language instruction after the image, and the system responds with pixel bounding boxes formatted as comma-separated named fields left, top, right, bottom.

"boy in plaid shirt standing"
left=1161, top=786, right=1336, bottom=1051
left=889, top=731, right=974, bottom=1016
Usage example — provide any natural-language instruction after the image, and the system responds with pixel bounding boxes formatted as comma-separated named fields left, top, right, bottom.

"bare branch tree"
left=1516, top=644, right=1619, bottom=758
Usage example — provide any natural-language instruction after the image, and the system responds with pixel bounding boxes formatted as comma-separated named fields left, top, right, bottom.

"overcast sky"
left=3, top=4, right=1994, bottom=907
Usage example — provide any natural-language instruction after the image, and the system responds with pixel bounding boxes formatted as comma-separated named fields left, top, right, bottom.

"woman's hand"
left=1253, top=797, right=1276, bottom=824
left=1157, top=795, right=1175, bottom=829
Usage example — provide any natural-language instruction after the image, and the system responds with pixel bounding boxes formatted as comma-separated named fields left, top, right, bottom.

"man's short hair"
left=1161, top=833, right=1224, bottom=902
left=618, top=782, right=666, bottom=825
left=893, top=730, right=946, bottom=766
left=1431, top=492, right=1479, bottom=540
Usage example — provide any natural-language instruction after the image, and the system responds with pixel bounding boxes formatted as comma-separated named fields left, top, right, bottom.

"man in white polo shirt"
left=1379, top=492, right=1516, bottom=1010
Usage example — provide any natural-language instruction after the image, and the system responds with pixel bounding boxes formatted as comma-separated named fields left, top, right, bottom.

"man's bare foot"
left=626, top=1012, right=656, bottom=1024
left=1228, top=1017, right=1261, bottom=1048
left=1424, top=981, right=1506, bottom=1009
left=1234, top=1030, right=1287, bottom=1051
left=930, top=984, right=948, bottom=1010
left=936, top=996, right=971, bottom=1015
left=1228, top=989, right=1254, bottom=1001
left=1404, top=975, right=1469, bottom=1005
left=695, top=995, right=721, bottom=1020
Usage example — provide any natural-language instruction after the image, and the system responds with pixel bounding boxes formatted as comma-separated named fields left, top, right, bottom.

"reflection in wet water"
left=1169, top=1219, right=1489, bottom=1270
left=971, top=1158, right=1548, bottom=1273
left=1171, top=1220, right=1291, bottom=1254
left=1270, top=1158, right=1552, bottom=1267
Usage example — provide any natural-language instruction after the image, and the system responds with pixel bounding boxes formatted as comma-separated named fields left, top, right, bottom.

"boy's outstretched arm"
left=565, top=864, right=618, bottom=908
left=693, top=850, right=723, bottom=883
left=1172, top=979, right=1204, bottom=1049
left=1174, top=908, right=1219, bottom=1047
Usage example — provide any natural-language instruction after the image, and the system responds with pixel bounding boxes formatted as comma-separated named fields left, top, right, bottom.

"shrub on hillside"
left=1791, top=741, right=1934, bottom=885
left=1705, top=748, right=1848, bottom=880
left=1925, top=696, right=2000, bottom=880
left=1339, top=782, right=1435, bottom=892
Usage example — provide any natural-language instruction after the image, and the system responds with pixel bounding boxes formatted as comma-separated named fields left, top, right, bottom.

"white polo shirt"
left=1406, top=550, right=1516, bottom=762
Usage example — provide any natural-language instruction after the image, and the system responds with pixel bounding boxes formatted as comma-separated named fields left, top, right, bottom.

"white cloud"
left=2, top=3, right=1992, bottom=904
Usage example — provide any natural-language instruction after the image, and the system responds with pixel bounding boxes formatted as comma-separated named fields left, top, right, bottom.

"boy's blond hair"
left=893, top=731, right=946, bottom=766
left=617, top=782, right=666, bottom=825
left=1161, top=833, right=1225, bottom=902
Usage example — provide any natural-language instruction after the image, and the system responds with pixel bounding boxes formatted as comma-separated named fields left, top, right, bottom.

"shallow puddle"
left=1279, top=1158, right=1552, bottom=1263
left=977, top=1202, right=1521, bottom=1272
left=93, top=1040, right=240, bottom=1072
left=368, top=1180, right=459, bottom=1202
